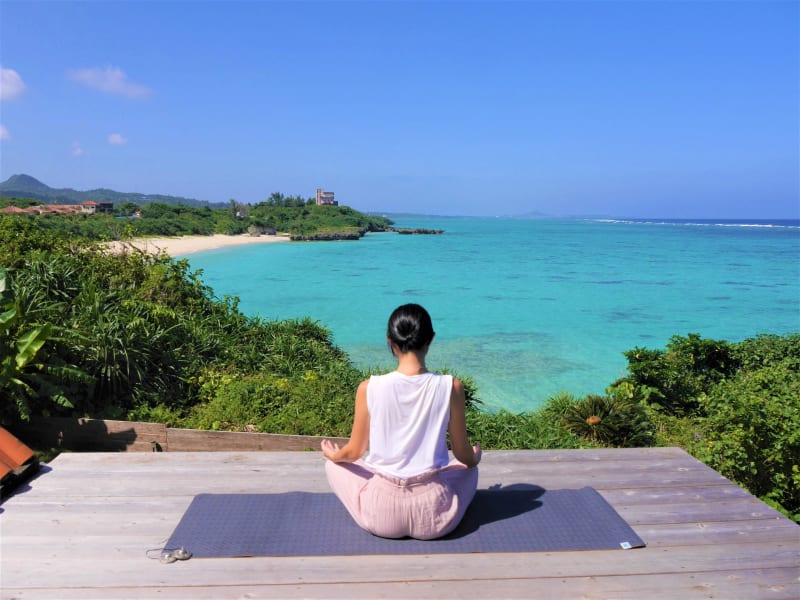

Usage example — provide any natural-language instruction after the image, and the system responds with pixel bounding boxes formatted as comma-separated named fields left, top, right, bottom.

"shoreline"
left=104, top=233, right=291, bottom=257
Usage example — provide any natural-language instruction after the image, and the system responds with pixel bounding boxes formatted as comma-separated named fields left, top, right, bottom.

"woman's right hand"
left=321, top=439, right=341, bottom=461
left=472, top=442, right=482, bottom=466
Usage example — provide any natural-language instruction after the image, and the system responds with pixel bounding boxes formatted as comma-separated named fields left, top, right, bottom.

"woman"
left=321, top=303, right=481, bottom=540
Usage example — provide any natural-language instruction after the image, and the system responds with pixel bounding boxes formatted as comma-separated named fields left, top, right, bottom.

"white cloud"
left=108, top=133, right=128, bottom=145
left=71, top=141, right=85, bottom=157
left=67, top=66, right=152, bottom=99
left=0, top=124, right=10, bottom=140
left=0, top=67, right=26, bottom=101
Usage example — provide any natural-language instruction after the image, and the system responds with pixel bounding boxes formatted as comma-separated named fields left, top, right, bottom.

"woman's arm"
left=448, top=377, right=482, bottom=468
left=321, top=380, right=370, bottom=462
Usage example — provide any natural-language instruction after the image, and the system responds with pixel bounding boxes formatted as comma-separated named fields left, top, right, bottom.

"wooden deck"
left=1, top=447, right=798, bottom=599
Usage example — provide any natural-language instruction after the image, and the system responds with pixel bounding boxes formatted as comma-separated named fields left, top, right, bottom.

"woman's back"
left=364, top=371, right=452, bottom=479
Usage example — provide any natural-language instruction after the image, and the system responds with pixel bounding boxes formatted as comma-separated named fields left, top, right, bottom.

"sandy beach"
left=104, top=233, right=291, bottom=257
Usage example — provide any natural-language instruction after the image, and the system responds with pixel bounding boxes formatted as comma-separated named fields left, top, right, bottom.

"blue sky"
left=1, top=1, right=797, bottom=218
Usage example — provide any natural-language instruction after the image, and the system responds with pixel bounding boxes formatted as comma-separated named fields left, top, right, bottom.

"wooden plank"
left=2, top=543, right=799, bottom=589
left=0, top=506, right=190, bottom=537
left=601, top=483, right=755, bottom=504
left=7, top=450, right=762, bottom=532
left=8, top=417, right=349, bottom=453
left=16, top=468, right=730, bottom=498
left=32, top=449, right=722, bottom=482
left=7, top=496, right=794, bottom=549
left=11, top=454, right=336, bottom=497
left=635, top=520, right=800, bottom=547
left=478, top=460, right=729, bottom=489
left=165, top=427, right=347, bottom=452
left=613, top=498, right=787, bottom=524
left=37, top=446, right=691, bottom=467
left=483, top=446, right=692, bottom=462
left=8, top=418, right=167, bottom=452
left=3, top=568, right=799, bottom=600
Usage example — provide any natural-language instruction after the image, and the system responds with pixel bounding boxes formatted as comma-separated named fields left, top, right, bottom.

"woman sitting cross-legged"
left=321, top=303, right=481, bottom=540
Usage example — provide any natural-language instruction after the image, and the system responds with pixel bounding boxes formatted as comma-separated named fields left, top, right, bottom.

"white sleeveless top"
left=363, top=371, right=452, bottom=479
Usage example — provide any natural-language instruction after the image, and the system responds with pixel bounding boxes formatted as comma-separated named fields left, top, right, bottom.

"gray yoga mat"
left=165, top=485, right=645, bottom=557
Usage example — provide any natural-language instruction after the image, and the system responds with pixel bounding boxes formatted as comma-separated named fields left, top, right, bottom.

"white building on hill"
left=315, top=188, right=338, bottom=206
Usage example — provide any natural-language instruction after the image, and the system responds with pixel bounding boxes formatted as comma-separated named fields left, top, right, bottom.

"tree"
left=116, top=201, right=140, bottom=217
left=267, top=192, right=285, bottom=206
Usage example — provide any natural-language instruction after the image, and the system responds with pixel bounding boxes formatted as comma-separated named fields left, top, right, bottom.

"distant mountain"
left=0, top=174, right=221, bottom=208
left=3, top=174, right=51, bottom=193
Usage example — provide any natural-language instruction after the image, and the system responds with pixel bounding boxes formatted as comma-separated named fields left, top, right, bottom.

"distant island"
left=0, top=174, right=444, bottom=242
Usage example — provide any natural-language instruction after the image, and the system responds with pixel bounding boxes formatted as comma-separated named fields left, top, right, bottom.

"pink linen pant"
left=324, top=458, right=479, bottom=540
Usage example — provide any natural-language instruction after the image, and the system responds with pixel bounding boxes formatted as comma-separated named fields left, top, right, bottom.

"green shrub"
left=186, top=371, right=276, bottom=431
left=186, top=365, right=360, bottom=437
left=624, top=333, right=734, bottom=416
left=647, top=411, right=703, bottom=449
left=465, top=393, right=590, bottom=450
left=466, top=408, right=585, bottom=450
left=562, top=393, right=654, bottom=447
left=730, top=333, right=800, bottom=372
left=0, top=266, right=86, bottom=421
left=127, top=403, right=185, bottom=427
left=690, top=359, right=800, bottom=521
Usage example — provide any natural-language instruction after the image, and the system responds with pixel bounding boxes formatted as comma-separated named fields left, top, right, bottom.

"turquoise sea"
left=184, top=217, right=800, bottom=413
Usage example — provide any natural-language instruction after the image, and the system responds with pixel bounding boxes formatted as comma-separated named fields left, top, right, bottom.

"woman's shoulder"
left=368, top=371, right=453, bottom=384
left=431, top=372, right=458, bottom=386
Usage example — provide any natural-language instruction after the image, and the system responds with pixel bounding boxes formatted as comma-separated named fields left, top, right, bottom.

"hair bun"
left=387, top=304, right=434, bottom=354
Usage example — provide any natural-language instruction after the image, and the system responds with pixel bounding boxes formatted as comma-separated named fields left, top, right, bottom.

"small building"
left=36, top=205, right=82, bottom=215
left=80, top=201, right=113, bottom=215
left=0, top=202, right=111, bottom=216
left=81, top=201, right=98, bottom=214
left=315, top=188, right=338, bottom=206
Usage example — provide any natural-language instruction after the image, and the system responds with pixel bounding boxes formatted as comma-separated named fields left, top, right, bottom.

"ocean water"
left=183, top=217, right=800, bottom=413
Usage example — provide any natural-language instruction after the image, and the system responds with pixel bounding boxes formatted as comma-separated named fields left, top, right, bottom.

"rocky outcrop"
left=389, top=227, right=444, bottom=235
left=290, top=226, right=445, bottom=241
left=290, top=231, right=363, bottom=241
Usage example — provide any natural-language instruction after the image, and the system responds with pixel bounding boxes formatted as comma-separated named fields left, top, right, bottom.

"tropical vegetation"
left=0, top=211, right=797, bottom=521
left=2, top=195, right=393, bottom=240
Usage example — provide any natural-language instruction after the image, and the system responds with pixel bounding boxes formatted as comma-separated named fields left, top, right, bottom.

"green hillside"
left=0, top=174, right=216, bottom=208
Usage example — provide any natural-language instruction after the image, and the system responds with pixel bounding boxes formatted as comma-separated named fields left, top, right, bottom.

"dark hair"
left=387, top=303, right=435, bottom=354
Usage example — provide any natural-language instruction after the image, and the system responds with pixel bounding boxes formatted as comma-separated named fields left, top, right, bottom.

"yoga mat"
left=165, top=486, right=645, bottom=557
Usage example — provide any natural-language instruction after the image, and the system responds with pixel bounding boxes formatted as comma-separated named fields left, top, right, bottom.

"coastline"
left=104, top=233, right=291, bottom=257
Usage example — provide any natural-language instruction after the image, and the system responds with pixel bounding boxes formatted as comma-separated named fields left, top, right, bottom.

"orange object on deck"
left=0, top=426, right=39, bottom=500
